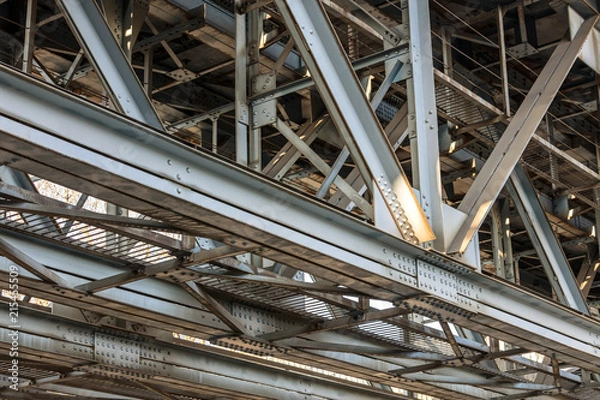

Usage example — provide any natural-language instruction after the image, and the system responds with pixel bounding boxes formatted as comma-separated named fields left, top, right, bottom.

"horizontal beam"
left=0, top=309, right=401, bottom=400
left=167, top=44, right=410, bottom=132
left=133, top=14, right=206, bottom=52
left=193, top=269, right=357, bottom=294
left=260, top=307, right=408, bottom=341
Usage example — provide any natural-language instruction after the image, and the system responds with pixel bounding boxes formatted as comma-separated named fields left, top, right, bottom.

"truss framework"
left=0, top=0, right=600, bottom=399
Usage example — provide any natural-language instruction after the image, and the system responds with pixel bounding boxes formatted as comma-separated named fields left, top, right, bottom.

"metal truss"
left=0, top=1, right=600, bottom=399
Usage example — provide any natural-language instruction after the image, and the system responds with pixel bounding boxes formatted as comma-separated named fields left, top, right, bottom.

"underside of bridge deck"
left=1, top=0, right=600, bottom=399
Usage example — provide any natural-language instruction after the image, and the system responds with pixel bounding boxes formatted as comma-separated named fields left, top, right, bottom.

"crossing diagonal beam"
left=56, top=0, right=163, bottom=129
left=274, top=0, right=434, bottom=244
left=274, top=118, right=374, bottom=218
left=448, top=16, right=598, bottom=254
left=183, top=281, right=250, bottom=335
left=330, top=103, right=410, bottom=211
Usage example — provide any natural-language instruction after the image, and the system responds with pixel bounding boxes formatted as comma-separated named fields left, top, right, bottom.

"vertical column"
left=441, top=28, right=453, bottom=77
left=500, top=198, right=515, bottom=282
left=22, top=0, right=37, bottom=74
left=490, top=203, right=505, bottom=277
left=248, top=8, right=263, bottom=171
left=121, top=0, right=134, bottom=59
left=210, top=115, right=219, bottom=154
left=234, top=1, right=249, bottom=166
left=406, top=0, right=444, bottom=250
left=497, top=5, right=511, bottom=117
left=143, top=48, right=153, bottom=95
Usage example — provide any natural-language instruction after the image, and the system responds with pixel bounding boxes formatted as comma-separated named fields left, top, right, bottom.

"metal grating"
left=195, top=274, right=353, bottom=320
left=352, top=320, right=456, bottom=356
left=0, top=210, right=177, bottom=266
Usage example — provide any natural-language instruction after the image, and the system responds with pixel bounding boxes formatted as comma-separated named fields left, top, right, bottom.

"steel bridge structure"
left=1, top=0, right=600, bottom=399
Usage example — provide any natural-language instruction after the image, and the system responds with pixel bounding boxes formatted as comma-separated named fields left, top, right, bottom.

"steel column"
left=406, top=0, right=445, bottom=250
left=497, top=5, right=511, bottom=117
left=234, top=1, right=249, bottom=165
left=21, top=0, right=37, bottom=74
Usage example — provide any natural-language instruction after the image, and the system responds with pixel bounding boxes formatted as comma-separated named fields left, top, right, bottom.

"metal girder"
left=74, top=258, right=179, bottom=293
left=531, top=133, right=600, bottom=182
left=0, top=245, right=504, bottom=393
left=274, top=0, right=434, bottom=244
left=0, top=236, right=506, bottom=400
left=0, top=202, right=178, bottom=231
left=21, top=0, right=37, bottom=74
left=265, top=57, right=401, bottom=191
left=0, top=67, right=600, bottom=375
left=262, top=117, right=326, bottom=180
left=133, top=15, right=206, bottom=52
left=56, top=0, right=163, bottom=129
left=577, top=247, right=600, bottom=298
left=0, top=183, right=184, bottom=254
left=167, top=44, right=409, bottom=133
left=316, top=60, right=403, bottom=201
left=0, top=310, right=402, bottom=400
left=448, top=16, right=598, bottom=254
left=324, top=0, right=404, bottom=45
left=59, top=49, right=84, bottom=88
left=193, top=269, right=357, bottom=294
left=440, top=321, right=465, bottom=361
left=507, top=165, right=588, bottom=313
left=234, top=2, right=249, bottom=166
left=276, top=338, right=430, bottom=356
left=0, top=253, right=580, bottom=400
